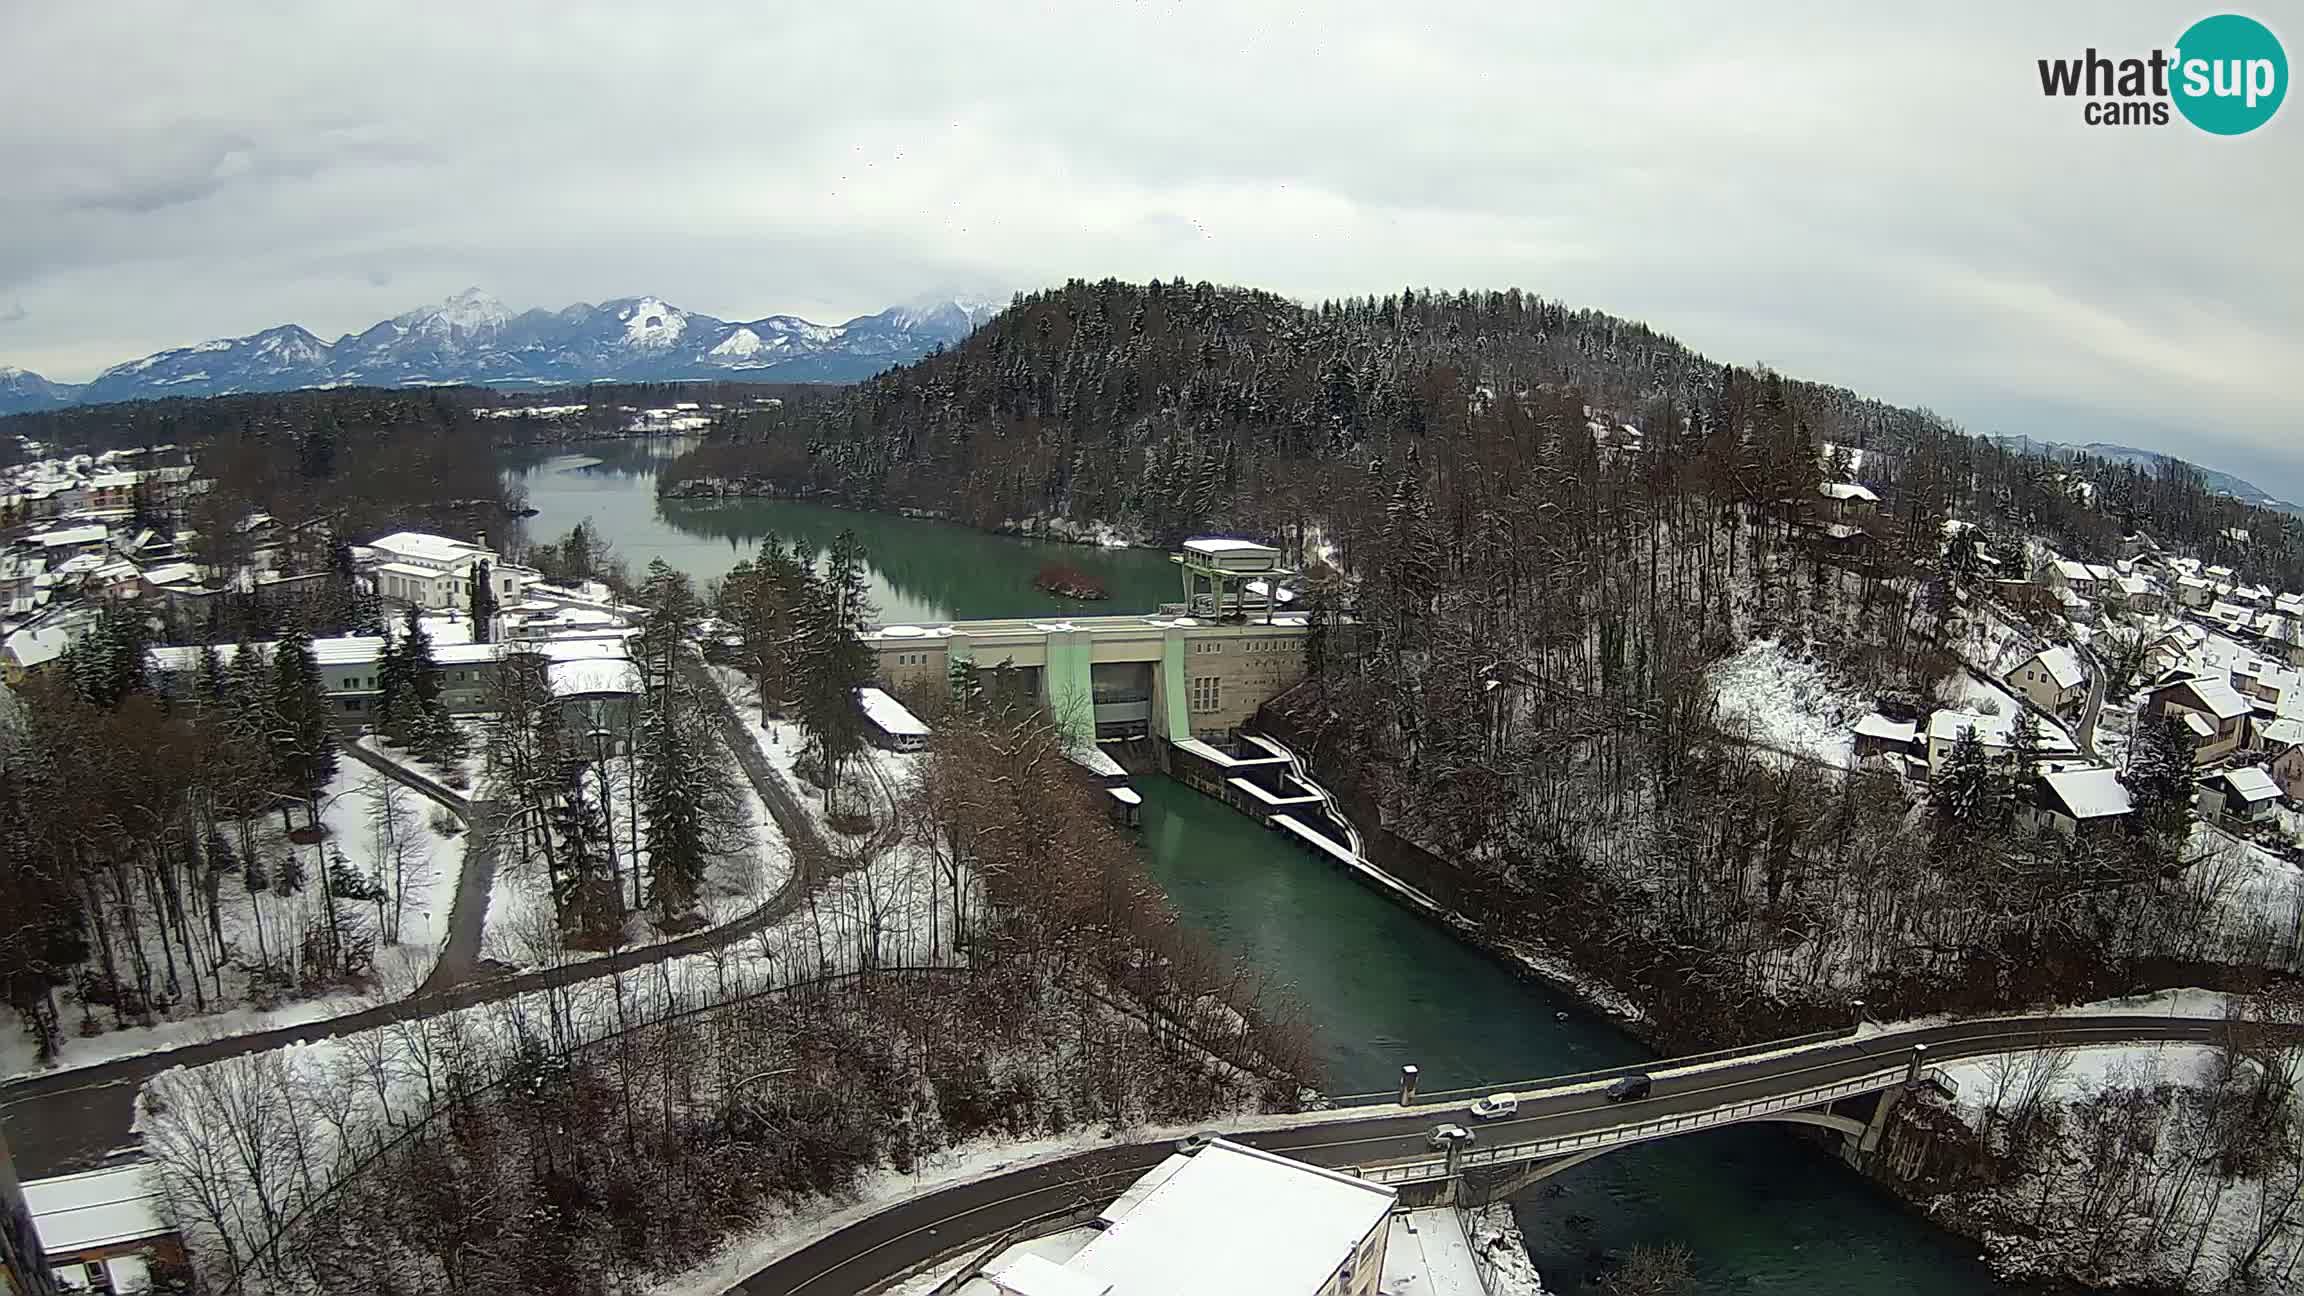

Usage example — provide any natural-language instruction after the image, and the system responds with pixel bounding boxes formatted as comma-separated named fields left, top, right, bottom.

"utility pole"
left=0, top=1128, right=58, bottom=1296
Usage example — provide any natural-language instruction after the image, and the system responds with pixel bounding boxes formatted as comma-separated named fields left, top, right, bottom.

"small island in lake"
left=1034, top=560, right=1109, bottom=600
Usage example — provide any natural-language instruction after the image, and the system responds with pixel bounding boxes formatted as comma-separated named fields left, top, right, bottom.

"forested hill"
left=662, top=277, right=2304, bottom=583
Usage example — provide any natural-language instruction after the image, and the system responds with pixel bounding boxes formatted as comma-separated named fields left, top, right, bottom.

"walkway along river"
left=505, top=441, right=2022, bottom=1293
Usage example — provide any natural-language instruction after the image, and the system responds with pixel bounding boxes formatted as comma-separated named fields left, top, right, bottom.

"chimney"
left=476, top=530, right=490, bottom=555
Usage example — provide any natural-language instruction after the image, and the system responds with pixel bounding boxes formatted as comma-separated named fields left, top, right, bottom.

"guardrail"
left=1325, top=1026, right=1854, bottom=1109
left=1354, top=1066, right=1923, bottom=1185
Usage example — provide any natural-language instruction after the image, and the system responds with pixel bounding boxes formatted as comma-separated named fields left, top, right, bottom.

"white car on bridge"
left=1467, top=1092, right=1519, bottom=1120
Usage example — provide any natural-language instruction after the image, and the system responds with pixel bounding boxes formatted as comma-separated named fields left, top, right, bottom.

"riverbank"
left=1238, top=711, right=2304, bottom=1295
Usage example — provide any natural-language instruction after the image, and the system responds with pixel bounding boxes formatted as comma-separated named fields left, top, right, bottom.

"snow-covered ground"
left=1707, top=639, right=1861, bottom=765
left=1935, top=666, right=2023, bottom=720
left=3, top=764, right=465, bottom=1080
left=710, top=665, right=914, bottom=845
left=480, top=753, right=793, bottom=970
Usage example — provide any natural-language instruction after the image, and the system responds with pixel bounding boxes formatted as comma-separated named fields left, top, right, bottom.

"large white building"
left=364, top=531, right=534, bottom=615
left=984, top=1139, right=1395, bottom=1296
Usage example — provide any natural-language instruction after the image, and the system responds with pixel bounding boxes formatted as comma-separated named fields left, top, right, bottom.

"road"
left=0, top=665, right=836, bottom=1180
left=2074, top=643, right=2108, bottom=759
left=332, top=740, right=504, bottom=994
left=740, top=1013, right=2250, bottom=1296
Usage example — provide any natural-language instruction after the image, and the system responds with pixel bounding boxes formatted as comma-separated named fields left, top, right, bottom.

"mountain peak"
left=395, top=286, right=512, bottom=335
left=3, top=288, right=1011, bottom=412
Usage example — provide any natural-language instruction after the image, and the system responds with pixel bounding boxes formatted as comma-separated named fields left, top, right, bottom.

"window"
left=341, top=699, right=361, bottom=712
left=1190, top=675, right=1221, bottom=714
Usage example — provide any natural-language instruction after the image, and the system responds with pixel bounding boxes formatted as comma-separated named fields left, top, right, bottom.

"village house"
left=2175, top=575, right=2216, bottom=609
left=2198, top=765, right=2281, bottom=823
left=1816, top=481, right=1879, bottom=524
left=20, top=1161, right=185, bottom=1293
left=2143, top=674, right=2253, bottom=766
left=2005, top=645, right=2088, bottom=721
left=2028, top=766, right=2134, bottom=838
left=2259, top=718, right=2304, bottom=801
left=1925, top=709, right=2079, bottom=776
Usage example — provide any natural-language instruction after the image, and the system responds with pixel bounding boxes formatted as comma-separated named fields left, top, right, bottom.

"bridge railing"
left=1355, top=1065, right=1927, bottom=1184
left=1324, top=1026, right=1853, bottom=1110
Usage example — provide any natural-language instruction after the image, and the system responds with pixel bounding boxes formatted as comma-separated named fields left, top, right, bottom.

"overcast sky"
left=3, top=2, right=2296, bottom=493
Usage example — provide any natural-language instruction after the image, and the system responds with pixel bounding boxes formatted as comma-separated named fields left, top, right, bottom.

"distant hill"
left=1991, top=435, right=2303, bottom=517
left=0, top=289, right=1007, bottom=414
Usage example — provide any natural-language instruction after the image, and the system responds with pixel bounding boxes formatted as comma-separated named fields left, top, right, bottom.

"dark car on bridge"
left=1605, top=1073, right=1653, bottom=1103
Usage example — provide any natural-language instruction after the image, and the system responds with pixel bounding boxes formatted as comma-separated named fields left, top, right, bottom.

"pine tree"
left=2128, top=714, right=2197, bottom=835
left=268, top=623, right=338, bottom=825
left=636, top=676, right=745, bottom=924
left=1932, top=724, right=2008, bottom=840
left=469, top=558, right=496, bottom=643
left=2006, top=712, right=2045, bottom=814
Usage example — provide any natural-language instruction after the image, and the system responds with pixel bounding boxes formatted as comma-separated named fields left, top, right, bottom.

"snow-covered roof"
left=548, top=657, right=641, bottom=698
left=374, top=560, right=442, bottom=580
left=2261, top=718, right=2304, bottom=749
left=1058, top=1140, right=1394, bottom=1296
left=1927, top=709, right=2078, bottom=752
left=1182, top=537, right=1278, bottom=556
left=5, top=624, right=73, bottom=667
left=2219, top=766, right=2281, bottom=803
left=2031, top=645, right=2085, bottom=690
left=857, top=686, right=930, bottom=737
left=2040, top=767, right=2132, bottom=820
left=1818, top=481, right=1879, bottom=502
left=434, top=643, right=503, bottom=666
left=989, top=1254, right=1113, bottom=1296
left=2163, top=675, right=2252, bottom=720
left=24, top=1163, right=169, bottom=1253
left=2182, top=711, right=2216, bottom=739
left=1107, top=786, right=1143, bottom=807
left=370, top=531, right=489, bottom=564
left=35, top=524, right=108, bottom=548
left=2051, top=559, right=2094, bottom=582
left=1853, top=713, right=1918, bottom=743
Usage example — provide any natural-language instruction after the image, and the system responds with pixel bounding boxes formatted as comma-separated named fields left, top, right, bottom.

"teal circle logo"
left=2171, top=14, right=2287, bottom=134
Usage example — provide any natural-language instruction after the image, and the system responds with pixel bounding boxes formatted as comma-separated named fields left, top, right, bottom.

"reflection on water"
left=501, top=439, right=1179, bottom=623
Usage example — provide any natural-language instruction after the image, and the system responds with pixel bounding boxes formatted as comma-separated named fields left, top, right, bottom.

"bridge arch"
left=1462, top=1110, right=1873, bottom=1202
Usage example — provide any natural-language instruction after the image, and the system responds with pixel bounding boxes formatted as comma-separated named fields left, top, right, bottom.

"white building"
left=985, top=1139, right=1395, bottom=1296
left=2005, top=645, right=2087, bottom=721
left=1925, top=709, right=2078, bottom=775
left=365, top=531, right=533, bottom=617
left=2029, top=766, right=2133, bottom=837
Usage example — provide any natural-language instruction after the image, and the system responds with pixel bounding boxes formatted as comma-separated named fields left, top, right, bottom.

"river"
left=504, top=440, right=2018, bottom=1294
left=501, top=438, right=1178, bottom=621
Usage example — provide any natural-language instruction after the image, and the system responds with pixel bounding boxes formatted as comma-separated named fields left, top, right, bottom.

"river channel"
left=504, top=439, right=2017, bottom=1293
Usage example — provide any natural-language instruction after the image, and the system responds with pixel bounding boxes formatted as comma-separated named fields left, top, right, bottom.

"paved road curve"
left=741, top=1013, right=2248, bottom=1296
left=0, top=667, right=834, bottom=1180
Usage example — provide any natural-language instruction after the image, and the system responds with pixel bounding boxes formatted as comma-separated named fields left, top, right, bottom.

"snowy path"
left=0, top=659, right=843, bottom=1181
left=335, top=739, right=506, bottom=995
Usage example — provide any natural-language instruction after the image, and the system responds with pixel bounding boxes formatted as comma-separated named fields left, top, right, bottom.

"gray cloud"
left=0, top=1, right=2295, bottom=491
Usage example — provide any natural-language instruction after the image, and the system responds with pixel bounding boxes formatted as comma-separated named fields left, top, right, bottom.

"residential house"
left=2005, top=645, right=2088, bottom=721
left=2199, top=765, right=2281, bottom=822
left=2029, top=766, right=2134, bottom=838
left=2259, top=717, right=2304, bottom=801
left=1852, top=713, right=1921, bottom=760
left=2176, top=575, right=2215, bottom=609
left=2143, top=674, right=2252, bottom=765
left=1925, top=709, right=2079, bottom=775
left=21, top=1161, right=185, bottom=1294
left=1816, top=482, right=1879, bottom=524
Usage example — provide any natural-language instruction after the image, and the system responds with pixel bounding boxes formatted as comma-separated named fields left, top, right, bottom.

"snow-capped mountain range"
left=0, top=289, right=1007, bottom=415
